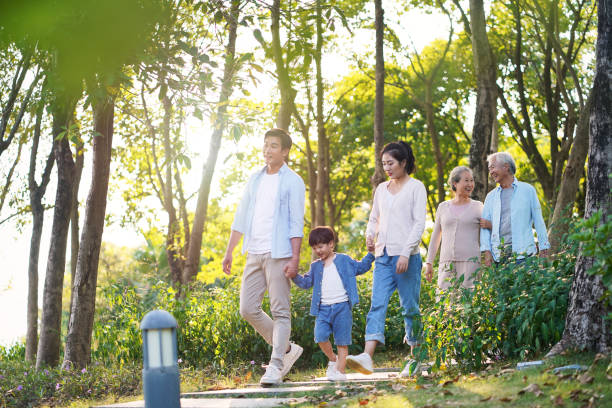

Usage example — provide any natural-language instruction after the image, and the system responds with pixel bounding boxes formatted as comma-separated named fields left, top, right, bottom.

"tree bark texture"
left=549, top=0, right=612, bottom=355
left=63, top=97, right=115, bottom=369
left=271, top=0, right=294, bottom=130
left=371, top=0, right=386, bottom=190
left=68, top=121, right=84, bottom=330
left=26, top=106, right=54, bottom=363
left=183, top=0, right=240, bottom=283
left=468, top=0, right=497, bottom=201
left=36, top=99, right=76, bottom=369
left=315, top=0, right=330, bottom=227
left=549, top=91, right=593, bottom=251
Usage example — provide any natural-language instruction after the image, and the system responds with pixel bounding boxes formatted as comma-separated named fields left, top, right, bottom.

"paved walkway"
left=96, top=369, right=404, bottom=408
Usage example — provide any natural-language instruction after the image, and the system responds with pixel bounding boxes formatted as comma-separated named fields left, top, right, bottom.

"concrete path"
left=96, top=369, right=404, bottom=408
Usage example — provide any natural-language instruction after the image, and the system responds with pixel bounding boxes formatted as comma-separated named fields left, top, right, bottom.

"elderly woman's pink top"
left=426, top=199, right=483, bottom=264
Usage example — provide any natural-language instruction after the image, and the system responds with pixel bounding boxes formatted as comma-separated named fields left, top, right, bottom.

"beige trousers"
left=437, top=261, right=479, bottom=290
left=239, top=253, right=291, bottom=370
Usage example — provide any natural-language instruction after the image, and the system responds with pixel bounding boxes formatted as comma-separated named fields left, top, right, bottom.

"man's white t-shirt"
left=321, top=261, right=348, bottom=305
left=248, top=172, right=279, bottom=254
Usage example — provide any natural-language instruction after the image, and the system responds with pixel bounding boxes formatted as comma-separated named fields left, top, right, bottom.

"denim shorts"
left=314, top=301, right=352, bottom=346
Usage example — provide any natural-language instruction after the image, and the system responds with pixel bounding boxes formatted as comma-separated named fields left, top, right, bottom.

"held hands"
left=366, top=236, right=375, bottom=253
left=479, top=218, right=492, bottom=229
left=283, top=257, right=299, bottom=279
left=424, top=263, right=434, bottom=282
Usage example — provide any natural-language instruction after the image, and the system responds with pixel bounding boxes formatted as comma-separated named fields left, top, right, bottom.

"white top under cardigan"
left=366, top=177, right=428, bottom=258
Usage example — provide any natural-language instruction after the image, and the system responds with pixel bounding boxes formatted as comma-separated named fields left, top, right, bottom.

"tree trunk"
left=468, top=0, right=497, bottom=201
left=183, top=0, right=240, bottom=283
left=160, top=91, right=182, bottom=287
left=26, top=106, right=54, bottom=363
left=315, top=0, right=329, bottom=227
left=371, top=0, right=386, bottom=189
left=549, top=91, right=593, bottom=251
left=36, top=98, right=76, bottom=369
left=271, top=0, right=294, bottom=130
left=548, top=0, right=612, bottom=356
left=68, top=122, right=84, bottom=330
left=424, top=86, right=445, bottom=206
left=63, top=96, right=115, bottom=369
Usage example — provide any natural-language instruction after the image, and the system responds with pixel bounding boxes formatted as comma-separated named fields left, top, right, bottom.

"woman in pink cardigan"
left=425, top=166, right=489, bottom=290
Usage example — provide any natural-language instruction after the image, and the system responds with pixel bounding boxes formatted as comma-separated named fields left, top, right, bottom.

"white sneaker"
left=346, top=352, right=374, bottom=375
left=399, top=359, right=421, bottom=377
left=326, top=361, right=337, bottom=378
left=260, top=365, right=282, bottom=386
left=280, top=342, right=303, bottom=377
left=327, top=368, right=347, bottom=381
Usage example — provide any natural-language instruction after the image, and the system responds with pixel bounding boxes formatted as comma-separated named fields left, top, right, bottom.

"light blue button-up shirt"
left=231, top=163, right=305, bottom=259
left=480, top=178, right=550, bottom=262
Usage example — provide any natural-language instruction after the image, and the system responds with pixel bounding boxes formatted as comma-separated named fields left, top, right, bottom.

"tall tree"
left=371, top=0, right=386, bottom=189
left=37, top=85, right=79, bottom=368
left=548, top=0, right=611, bottom=355
left=63, top=86, right=115, bottom=369
left=467, top=0, right=497, bottom=201
left=183, top=0, right=241, bottom=283
left=25, top=103, right=54, bottom=362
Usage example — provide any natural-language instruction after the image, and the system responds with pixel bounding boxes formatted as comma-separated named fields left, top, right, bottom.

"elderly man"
left=481, top=152, right=550, bottom=266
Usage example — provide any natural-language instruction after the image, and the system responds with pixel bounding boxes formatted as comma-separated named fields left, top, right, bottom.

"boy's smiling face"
left=312, top=242, right=334, bottom=262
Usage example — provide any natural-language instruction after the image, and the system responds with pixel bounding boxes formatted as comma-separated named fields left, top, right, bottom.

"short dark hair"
left=308, top=226, right=336, bottom=247
left=264, top=128, right=292, bottom=150
left=381, top=141, right=416, bottom=174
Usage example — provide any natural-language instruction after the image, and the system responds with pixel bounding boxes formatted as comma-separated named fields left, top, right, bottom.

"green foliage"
left=569, top=209, right=612, bottom=319
left=0, top=359, right=140, bottom=408
left=417, top=239, right=578, bottom=372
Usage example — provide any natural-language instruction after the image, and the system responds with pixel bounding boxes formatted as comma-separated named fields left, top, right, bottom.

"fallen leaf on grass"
left=580, top=396, right=596, bottom=408
left=318, top=402, right=328, bottom=407
left=480, top=396, right=491, bottom=402
left=358, top=398, right=369, bottom=405
left=499, top=396, right=513, bottom=402
left=206, top=385, right=229, bottom=391
left=499, top=368, right=515, bottom=375
left=421, top=405, right=440, bottom=408
left=551, top=395, right=565, bottom=406
left=569, top=389, right=582, bottom=401
left=518, top=383, right=543, bottom=397
left=578, top=373, right=594, bottom=384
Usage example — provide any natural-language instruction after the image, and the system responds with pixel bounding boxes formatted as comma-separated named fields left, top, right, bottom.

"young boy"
left=291, top=226, right=374, bottom=381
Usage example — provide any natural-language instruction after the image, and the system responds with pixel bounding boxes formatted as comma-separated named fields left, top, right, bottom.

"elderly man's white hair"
left=487, top=152, right=516, bottom=174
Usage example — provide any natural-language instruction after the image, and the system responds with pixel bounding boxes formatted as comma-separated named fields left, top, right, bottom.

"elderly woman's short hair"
left=487, top=152, right=516, bottom=174
left=447, top=166, right=472, bottom=191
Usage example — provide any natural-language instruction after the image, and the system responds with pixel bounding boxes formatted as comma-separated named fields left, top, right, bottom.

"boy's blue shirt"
left=292, top=252, right=375, bottom=316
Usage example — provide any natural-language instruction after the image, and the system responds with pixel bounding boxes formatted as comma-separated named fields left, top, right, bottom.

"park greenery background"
left=0, top=0, right=610, bottom=406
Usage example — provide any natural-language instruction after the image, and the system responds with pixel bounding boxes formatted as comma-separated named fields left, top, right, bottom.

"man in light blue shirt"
left=481, top=152, right=550, bottom=266
left=222, top=128, right=305, bottom=385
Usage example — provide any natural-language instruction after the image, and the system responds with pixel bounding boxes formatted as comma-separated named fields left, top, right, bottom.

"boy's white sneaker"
left=280, top=342, right=303, bottom=377
left=260, top=365, right=282, bottom=386
left=327, top=368, right=347, bottom=381
left=346, top=352, right=374, bottom=374
left=326, top=361, right=337, bottom=378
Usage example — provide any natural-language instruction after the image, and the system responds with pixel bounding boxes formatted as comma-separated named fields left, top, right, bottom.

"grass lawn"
left=52, top=352, right=611, bottom=408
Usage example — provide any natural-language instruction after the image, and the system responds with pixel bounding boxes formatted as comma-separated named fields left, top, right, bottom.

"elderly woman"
left=425, top=166, right=488, bottom=290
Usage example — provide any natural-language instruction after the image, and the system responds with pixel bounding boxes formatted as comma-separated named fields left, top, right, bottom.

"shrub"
left=417, top=236, right=577, bottom=372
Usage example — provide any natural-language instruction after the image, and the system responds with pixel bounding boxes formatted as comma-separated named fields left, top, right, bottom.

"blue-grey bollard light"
left=141, top=310, right=181, bottom=408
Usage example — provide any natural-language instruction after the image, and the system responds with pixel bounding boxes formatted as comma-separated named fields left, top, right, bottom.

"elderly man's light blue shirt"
left=231, top=163, right=305, bottom=259
left=480, top=178, right=550, bottom=262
